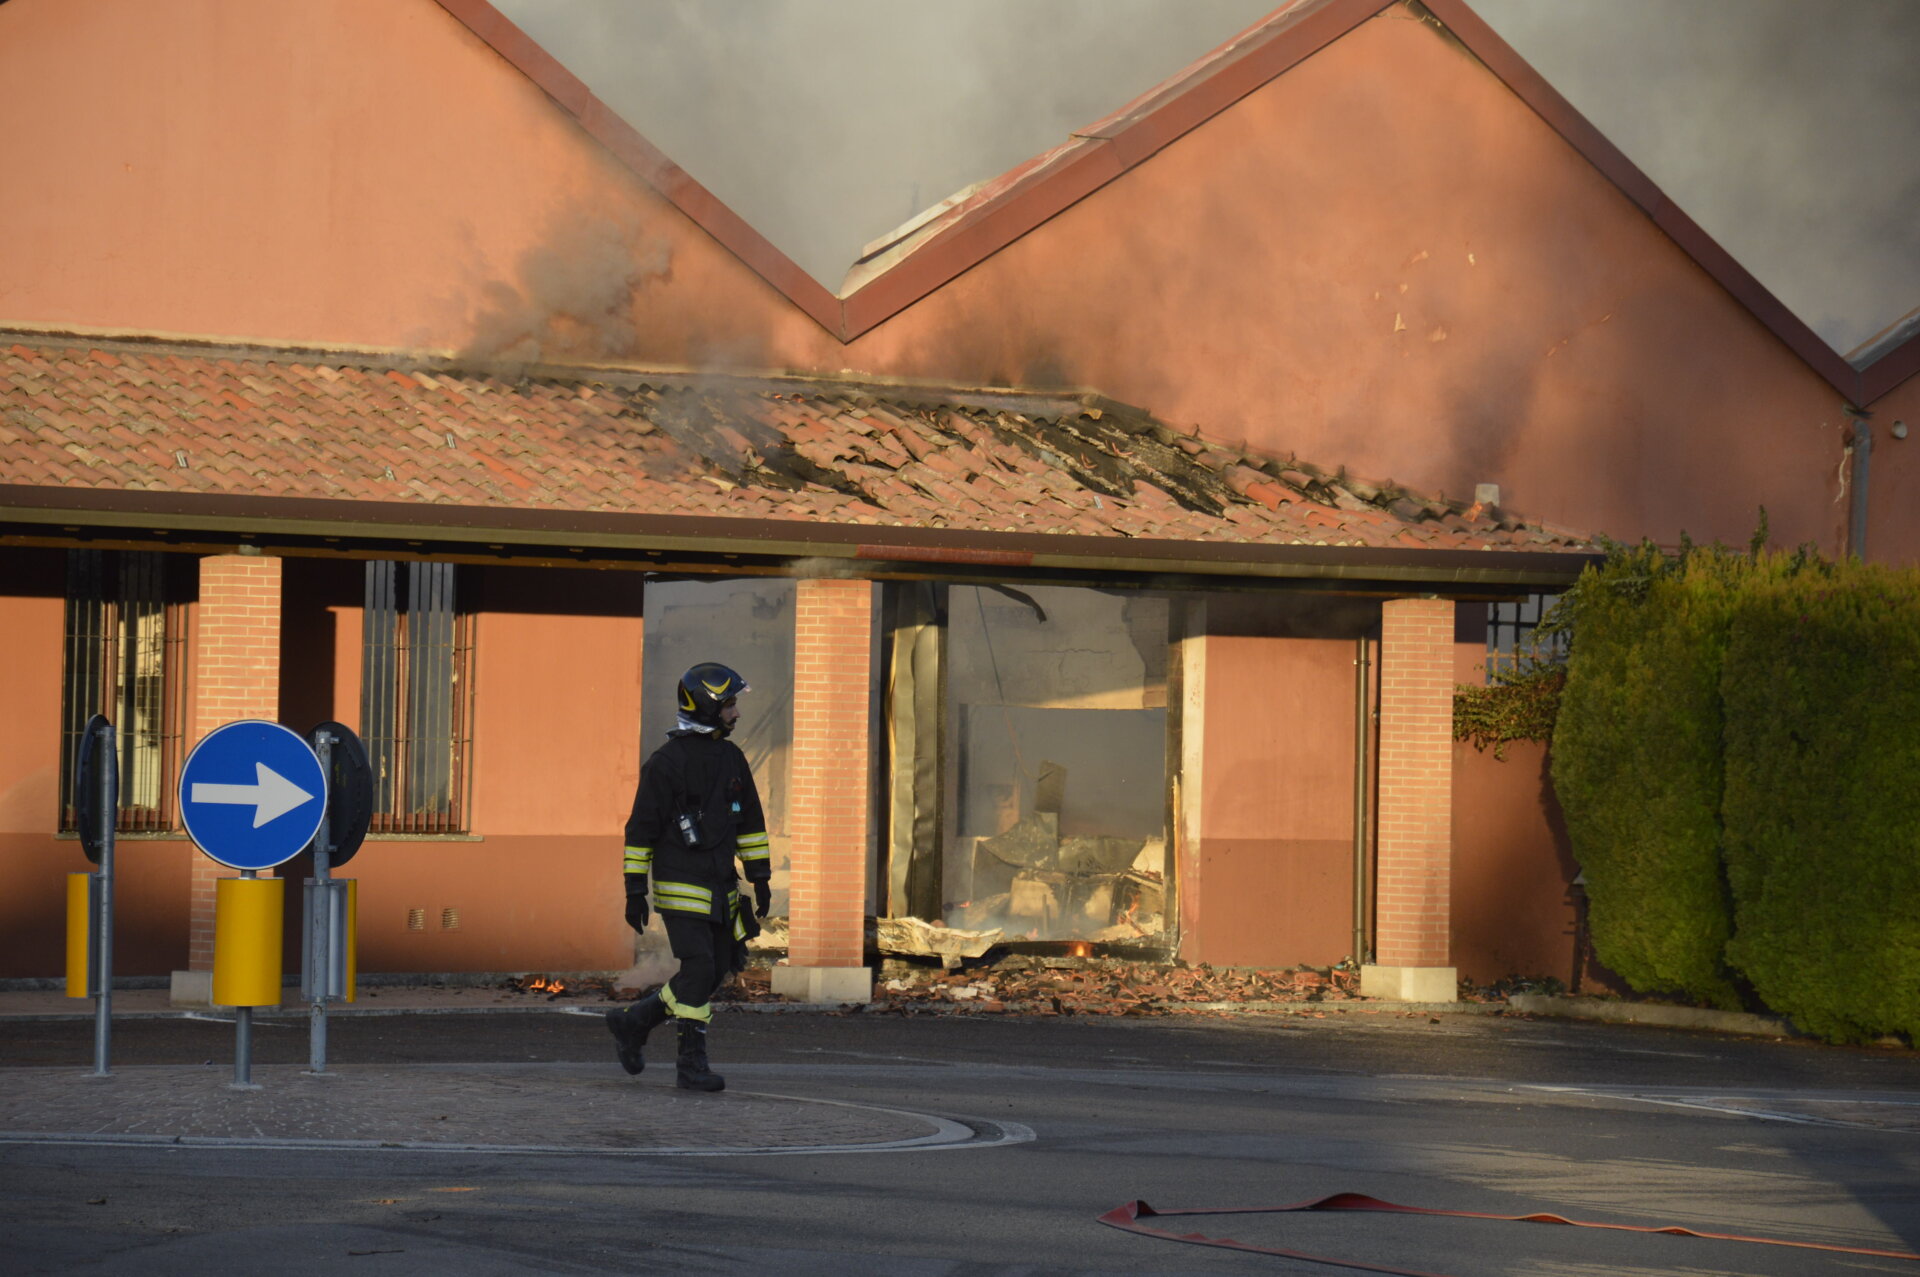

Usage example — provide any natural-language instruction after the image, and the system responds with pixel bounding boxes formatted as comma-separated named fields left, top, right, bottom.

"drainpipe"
left=1848, top=414, right=1873, bottom=560
left=1351, top=633, right=1373, bottom=966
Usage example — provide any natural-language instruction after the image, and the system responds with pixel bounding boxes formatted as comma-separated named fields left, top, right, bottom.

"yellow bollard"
left=343, top=878, right=358, bottom=1003
left=66, top=873, right=93, bottom=998
left=212, top=877, right=284, bottom=1007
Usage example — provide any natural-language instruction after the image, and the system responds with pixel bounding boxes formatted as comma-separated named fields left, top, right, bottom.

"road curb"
left=0, top=993, right=1805, bottom=1039
left=1505, top=993, right=1795, bottom=1038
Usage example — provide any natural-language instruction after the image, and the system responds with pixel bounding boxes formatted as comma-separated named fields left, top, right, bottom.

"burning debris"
left=497, top=973, right=614, bottom=1001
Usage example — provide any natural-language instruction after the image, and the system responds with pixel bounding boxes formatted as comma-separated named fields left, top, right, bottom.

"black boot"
left=674, top=1018, right=724, bottom=1092
left=605, top=992, right=667, bottom=1075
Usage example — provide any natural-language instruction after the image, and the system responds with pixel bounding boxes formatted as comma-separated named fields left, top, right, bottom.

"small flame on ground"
left=1067, top=941, right=1092, bottom=957
left=523, top=975, right=568, bottom=994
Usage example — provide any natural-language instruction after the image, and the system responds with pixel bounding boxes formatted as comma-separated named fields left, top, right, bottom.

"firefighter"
left=605, top=661, right=773, bottom=1091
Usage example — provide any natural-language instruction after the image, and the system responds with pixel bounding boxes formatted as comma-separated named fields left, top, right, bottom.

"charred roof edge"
left=0, top=485, right=1597, bottom=591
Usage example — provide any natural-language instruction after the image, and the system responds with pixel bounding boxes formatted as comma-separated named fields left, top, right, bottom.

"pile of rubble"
left=716, top=955, right=1363, bottom=1016
left=959, top=807, right=1166, bottom=943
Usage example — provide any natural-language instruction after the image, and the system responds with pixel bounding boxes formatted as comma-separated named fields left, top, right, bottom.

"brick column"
left=173, top=554, right=282, bottom=1006
left=1361, top=596, right=1458, bottom=1002
left=772, top=577, right=874, bottom=1004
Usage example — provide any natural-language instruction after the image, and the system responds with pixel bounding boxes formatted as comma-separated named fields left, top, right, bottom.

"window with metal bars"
left=361, top=561, right=473, bottom=834
left=1485, top=592, right=1567, bottom=681
left=60, top=550, right=191, bottom=833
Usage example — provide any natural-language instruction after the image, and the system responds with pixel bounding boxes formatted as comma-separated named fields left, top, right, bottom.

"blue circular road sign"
left=178, top=720, right=328, bottom=871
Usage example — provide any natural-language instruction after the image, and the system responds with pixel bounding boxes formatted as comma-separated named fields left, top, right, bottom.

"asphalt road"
left=5, top=1006, right=1919, bottom=1275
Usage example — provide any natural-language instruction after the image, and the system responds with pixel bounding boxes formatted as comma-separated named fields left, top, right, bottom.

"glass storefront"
left=896, top=583, right=1169, bottom=944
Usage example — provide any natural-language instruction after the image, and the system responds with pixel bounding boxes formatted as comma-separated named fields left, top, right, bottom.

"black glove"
left=752, top=880, right=772, bottom=919
left=624, top=894, right=650, bottom=935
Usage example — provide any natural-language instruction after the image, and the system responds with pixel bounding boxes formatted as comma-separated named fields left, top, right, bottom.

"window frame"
left=1485, top=592, right=1567, bottom=682
left=360, top=560, right=476, bottom=835
left=59, top=549, right=192, bottom=834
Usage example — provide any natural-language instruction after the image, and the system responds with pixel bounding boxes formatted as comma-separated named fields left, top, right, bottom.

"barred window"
left=362, top=561, right=473, bottom=834
left=60, top=550, right=191, bottom=832
left=1486, top=592, right=1566, bottom=681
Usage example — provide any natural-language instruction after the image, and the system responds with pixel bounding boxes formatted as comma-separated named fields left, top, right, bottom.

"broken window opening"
left=640, top=577, right=795, bottom=912
left=893, top=583, right=1169, bottom=946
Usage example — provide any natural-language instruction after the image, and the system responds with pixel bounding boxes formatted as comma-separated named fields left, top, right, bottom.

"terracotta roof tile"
left=0, top=332, right=1597, bottom=557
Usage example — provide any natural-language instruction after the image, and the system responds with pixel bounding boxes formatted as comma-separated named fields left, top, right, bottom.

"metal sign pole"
left=234, top=869, right=255, bottom=1089
left=308, top=729, right=335, bottom=1074
left=92, top=719, right=117, bottom=1078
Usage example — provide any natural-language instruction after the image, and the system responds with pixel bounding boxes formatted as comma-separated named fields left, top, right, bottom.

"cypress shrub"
left=1721, top=565, right=1920, bottom=1043
left=1550, top=545, right=1746, bottom=1008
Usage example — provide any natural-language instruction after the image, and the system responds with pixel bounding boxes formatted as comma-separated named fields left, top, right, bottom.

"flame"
left=524, top=975, right=568, bottom=994
left=1067, top=941, right=1092, bottom=957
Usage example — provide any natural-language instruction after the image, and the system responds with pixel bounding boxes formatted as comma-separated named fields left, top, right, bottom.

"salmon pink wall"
left=1865, top=376, right=1920, bottom=564
left=0, top=554, right=64, bottom=844
left=353, top=836, right=628, bottom=972
left=1449, top=741, right=1576, bottom=985
left=1182, top=596, right=1377, bottom=969
left=468, top=568, right=645, bottom=836
left=0, top=0, right=829, bottom=368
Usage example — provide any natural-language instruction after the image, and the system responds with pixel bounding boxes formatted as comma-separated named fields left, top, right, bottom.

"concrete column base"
left=771, top=964, right=871, bottom=1004
left=170, top=969, right=220, bottom=1009
left=1360, top=964, right=1458, bottom=1003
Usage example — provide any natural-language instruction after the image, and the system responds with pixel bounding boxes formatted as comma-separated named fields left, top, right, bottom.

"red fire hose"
left=1098, top=1192, right=1920, bottom=1274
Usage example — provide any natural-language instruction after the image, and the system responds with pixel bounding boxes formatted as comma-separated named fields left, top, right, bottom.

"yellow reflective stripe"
left=623, top=845, right=653, bottom=872
left=661, top=983, right=711, bottom=1022
left=736, top=832, right=770, bottom=862
left=653, top=881, right=714, bottom=914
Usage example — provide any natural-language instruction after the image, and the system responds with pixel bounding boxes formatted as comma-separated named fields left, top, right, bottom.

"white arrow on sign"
left=190, top=762, right=315, bottom=828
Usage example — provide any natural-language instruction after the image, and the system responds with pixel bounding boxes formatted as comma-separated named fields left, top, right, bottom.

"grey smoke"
left=491, top=0, right=1284, bottom=287
left=463, top=211, right=671, bottom=369
left=1473, top=0, right=1920, bottom=357
left=495, top=0, right=1920, bottom=357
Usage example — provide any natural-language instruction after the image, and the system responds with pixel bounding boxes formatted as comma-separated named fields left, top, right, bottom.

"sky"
left=494, top=0, right=1920, bottom=358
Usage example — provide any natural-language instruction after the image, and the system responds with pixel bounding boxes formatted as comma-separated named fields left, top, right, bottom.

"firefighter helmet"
left=678, top=661, right=749, bottom=730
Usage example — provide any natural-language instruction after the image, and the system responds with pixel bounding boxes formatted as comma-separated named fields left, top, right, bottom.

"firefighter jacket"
left=622, top=731, right=771, bottom=930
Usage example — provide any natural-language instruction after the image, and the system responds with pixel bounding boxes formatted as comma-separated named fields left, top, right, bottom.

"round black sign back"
left=74, top=714, right=115, bottom=865
left=310, top=721, right=374, bottom=868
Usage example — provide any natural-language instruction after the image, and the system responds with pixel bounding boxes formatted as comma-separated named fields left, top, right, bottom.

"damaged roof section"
left=639, top=379, right=1587, bottom=551
left=0, top=331, right=1593, bottom=561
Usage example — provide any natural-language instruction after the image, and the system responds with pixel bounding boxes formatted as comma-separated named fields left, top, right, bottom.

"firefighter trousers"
left=660, top=911, right=739, bottom=1020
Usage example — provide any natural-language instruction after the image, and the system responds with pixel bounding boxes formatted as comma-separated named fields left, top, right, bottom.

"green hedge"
left=1721, top=565, right=1920, bottom=1043
left=1550, top=545, right=1749, bottom=1009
